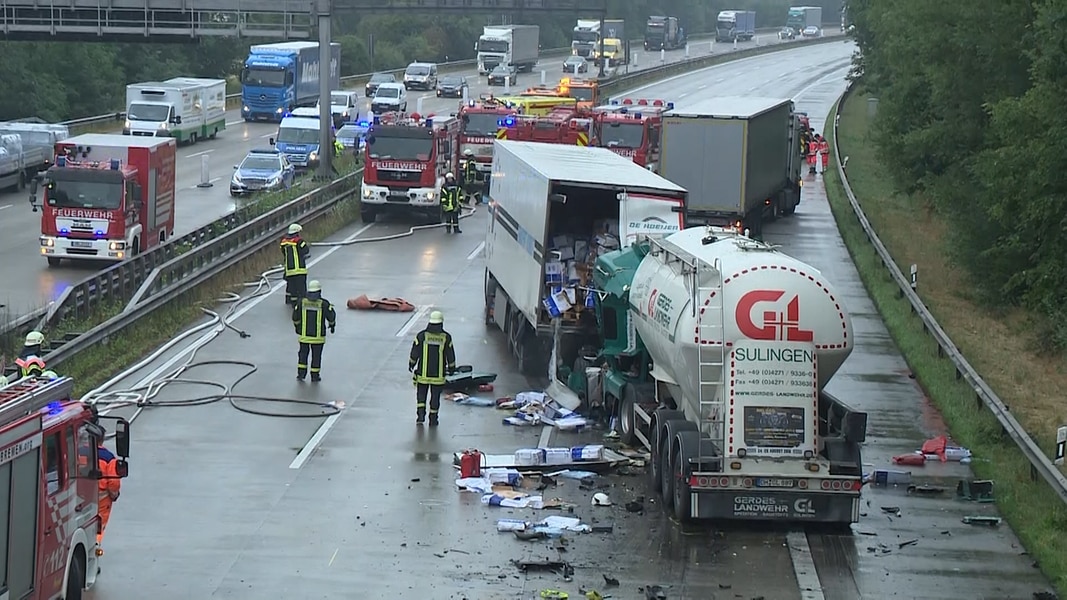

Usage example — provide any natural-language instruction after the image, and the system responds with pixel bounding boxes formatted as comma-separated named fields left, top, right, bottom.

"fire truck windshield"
left=569, top=88, right=595, bottom=102
left=242, top=67, right=286, bottom=87
left=462, top=112, right=504, bottom=136
left=368, top=136, right=433, bottom=160
left=127, top=102, right=170, bottom=122
left=47, top=171, right=123, bottom=210
left=601, top=122, right=645, bottom=148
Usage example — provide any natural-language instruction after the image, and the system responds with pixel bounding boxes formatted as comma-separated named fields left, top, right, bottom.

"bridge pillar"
left=317, top=0, right=333, bottom=179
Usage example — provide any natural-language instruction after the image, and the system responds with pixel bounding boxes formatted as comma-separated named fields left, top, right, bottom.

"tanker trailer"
left=586, top=226, right=867, bottom=524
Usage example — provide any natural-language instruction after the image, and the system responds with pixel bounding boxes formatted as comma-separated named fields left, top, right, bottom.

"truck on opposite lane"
left=240, top=42, right=341, bottom=122
left=475, top=24, right=540, bottom=74
left=124, top=77, right=227, bottom=143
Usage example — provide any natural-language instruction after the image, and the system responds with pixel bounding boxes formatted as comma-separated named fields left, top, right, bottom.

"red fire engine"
left=495, top=106, right=598, bottom=147
left=29, top=133, right=177, bottom=267
left=591, top=98, right=673, bottom=172
left=456, top=95, right=515, bottom=183
left=0, top=375, right=131, bottom=600
left=360, top=112, right=461, bottom=223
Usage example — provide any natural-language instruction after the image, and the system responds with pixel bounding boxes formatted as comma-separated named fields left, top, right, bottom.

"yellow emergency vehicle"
left=493, top=95, right=577, bottom=116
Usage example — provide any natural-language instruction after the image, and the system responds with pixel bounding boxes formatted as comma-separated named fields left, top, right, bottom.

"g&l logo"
left=647, top=289, right=659, bottom=319
left=736, top=290, right=814, bottom=342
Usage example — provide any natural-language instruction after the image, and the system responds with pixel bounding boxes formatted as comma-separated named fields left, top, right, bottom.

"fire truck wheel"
left=360, top=207, right=377, bottom=223
left=66, top=551, right=86, bottom=600
left=658, top=418, right=698, bottom=509
left=47, top=257, right=62, bottom=267
left=672, top=430, right=701, bottom=522
left=648, top=408, right=685, bottom=496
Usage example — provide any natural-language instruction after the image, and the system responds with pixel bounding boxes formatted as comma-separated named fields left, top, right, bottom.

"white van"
left=403, top=62, right=438, bottom=91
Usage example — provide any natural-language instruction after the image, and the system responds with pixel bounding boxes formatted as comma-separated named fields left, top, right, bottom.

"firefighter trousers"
left=416, top=383, right=443, bottom=424
left=298, top=342, right=324, bottom=380
left=97, top=497, right=113, bottom=544
left=442, top=210, right=461, bottom=232
left=285, top=273, right=307, bottom=304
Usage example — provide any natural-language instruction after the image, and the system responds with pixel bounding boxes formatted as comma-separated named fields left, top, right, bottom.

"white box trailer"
left=124, top=77, right=227, bottom=144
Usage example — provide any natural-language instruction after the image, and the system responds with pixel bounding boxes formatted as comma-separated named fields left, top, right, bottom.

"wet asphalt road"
left=84, top=41, right=1053, bottom=599
left=0, top=34, right=804, bottom=319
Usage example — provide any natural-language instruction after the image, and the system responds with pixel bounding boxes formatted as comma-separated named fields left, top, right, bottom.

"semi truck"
left=644, top=16, right=684, bottom=51
left=124, top=77, right=227, bottom=143
left=29, top=133, right=177, bottom=266
left=658, top=96, right=803, bottom=235
left=483, top=140, right=687, bottom=376
left=787, top=6, right=823, bottom=31
left=716, top=10, right=756, bottom=41
left=476, top=25, right=540, bottom=74
left=0, top=122, right=69, bottom=192
left=240, top=42, right=341, bottom=122
left=571, top=19, right=601, bottom=58
left=0, top=375, right=132, bottom=600
left=570, top=227, right=865, bottom=523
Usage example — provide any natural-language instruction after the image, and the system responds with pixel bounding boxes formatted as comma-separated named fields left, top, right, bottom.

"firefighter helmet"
left=288, top=223, right=303, bottom=235
left=445, top=172, right=455, bottom=180
left=0, top=375, right=7, bottom=387
left=308, top=280, right=322, bottom=293
left=41, top=370, right=58, bottom=380
left=464, top=149, right=474, bottom=157
left=428, top=310, right=444, bottom=325
left=25, top=330, right=44, bottom=347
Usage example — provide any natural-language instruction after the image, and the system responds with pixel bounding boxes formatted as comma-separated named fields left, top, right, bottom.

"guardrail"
left=829, top=83, right=1067, bottom=504
left=0, top=33, right=841, bottom=366
left=60, top=29, right=797, bottom=132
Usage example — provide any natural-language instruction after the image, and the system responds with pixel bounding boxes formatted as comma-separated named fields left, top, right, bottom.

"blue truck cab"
left=241, top=41, right=341, bottom=123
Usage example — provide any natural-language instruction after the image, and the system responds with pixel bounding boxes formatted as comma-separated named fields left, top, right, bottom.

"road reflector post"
left=660, top=49, right=665, bottom=63
left=1055, top=426, right=1066, bottom=466
left=540, top=70, right=546, bottom=85
left=197, top=155, right=213, bottom=188
left=685, top=44, right=690, bottom=57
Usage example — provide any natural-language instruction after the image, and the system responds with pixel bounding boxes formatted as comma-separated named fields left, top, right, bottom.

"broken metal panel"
left=332, top=0, right=607, bottom=12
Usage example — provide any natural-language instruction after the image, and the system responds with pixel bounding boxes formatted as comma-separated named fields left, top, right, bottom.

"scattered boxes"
left=513, top=445, right=605, bottom=467
left=540, top=222, right=621, bottom=322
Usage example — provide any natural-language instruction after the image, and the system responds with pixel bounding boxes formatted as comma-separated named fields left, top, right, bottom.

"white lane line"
left=678, top=92, right=688, bottom=98
left=466, top=241, right=485, bottom=261
left=130, top=222, right=378, bottom=389
left=290, top=413, right=341, bottom=469
left=260, top=132, right=275, bottom=139
left=188, top=177, right=222, bottom=189
left=715, top=77, right=726, bottom=83
left=786, top=531, right=825, bottom=600
left=395, top=305, right=430, bottom=338
left=698, top=84, right=707, bottom=90
left=186, top=149, right=215, bottom=158
left=0, top=205, right=10, bottom=211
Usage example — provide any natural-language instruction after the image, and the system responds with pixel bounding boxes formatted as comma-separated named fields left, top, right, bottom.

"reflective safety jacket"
left=409, top=324, right=456, bottom=385
left=15, top=355, right=45, bottom=379
left=293, top=296, right=337, bottom=344
left=334, top=139, right=344, bottom=157
left=441, top=185, right=462, bottom=212
left=461, top=159, right=478, bottom=185
left=98, top=446, right=121, bottom=503
left=817, top=139, right=829, bottom=154
left=280, top=234, right=310, bottom=276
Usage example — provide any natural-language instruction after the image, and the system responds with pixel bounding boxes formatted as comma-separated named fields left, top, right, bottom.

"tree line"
left=846, top=0, right=1067, bottom=351
left=0, top=0, right=840, bottom=123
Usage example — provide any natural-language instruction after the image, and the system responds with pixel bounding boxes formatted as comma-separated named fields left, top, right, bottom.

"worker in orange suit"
left=818, top=135, right=830, bottom=174
left=807, top=133, right=819, bottom=174
left=97, top=444, right=121, bottom=551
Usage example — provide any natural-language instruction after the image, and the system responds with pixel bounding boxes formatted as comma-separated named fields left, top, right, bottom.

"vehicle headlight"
left=342, top=111, right=349, bottom=118
left=124, top=119, right=131, bottom=129
left=425, top=191, right=435, bottom=200
left=309, top=151, right=318, bottom=161
left=268, top=175, right=281, bottom=186
left=363, top=188, right=373, bottom=198
left=109, top=241, right=126, bottom=251
left=41, top=238, right=55, bottom=247
left=276, top=107, right=284, bottom=113
left=232, top=174, right=242, bottom=184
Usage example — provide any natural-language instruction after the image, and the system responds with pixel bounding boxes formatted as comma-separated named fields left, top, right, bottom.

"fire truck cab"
left=360, top=112, right=460, bottom=223
left=456, top=96, right=515, bottom=183
left=557, top=77, right=600, bottom=110
left=592, top=98, right=673, bottom=172
left=0, top=375, right=131, bottom=600
left=496, top=106, right=597, bottom=147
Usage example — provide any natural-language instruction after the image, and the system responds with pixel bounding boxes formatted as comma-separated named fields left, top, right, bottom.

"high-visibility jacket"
left=818, top=140, right=829, bottom=154
left=461, top=159, right=478, bottom=185
left=97, top=446, right=120, bottom=538
left=16, top=355, right=45, bottom=379
left=333, top=139, right=344, bottom=157
left=807, top=140, right=819, bottom=157
left=293, top=296, right=337, bottom=344
left=409, top=326, right=456, bottom=386
left=280, top=234, right=310, bottom=276
left=441, top=185, right=462, bottom=212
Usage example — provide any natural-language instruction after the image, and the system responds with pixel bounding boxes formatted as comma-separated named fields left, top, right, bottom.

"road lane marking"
left=328, top=547, right=340, bottom=566
left=130, top=222, right=378, bottom=389
left=260, top=133, right=275, bottom=139
left=395, top=305, right=430, bottom=338
left=0, top=205, right=10, bottom=211
left=679, top=92, right=688, bottom=98
left=698, top=84, right=707, bottom=90
left=290, top=413, right=341, bottom=469
left=715, top=77, right=726, bottom=83
left=186, top=149, right=215, bottom=158
left=787, top=531, right=825, bottom=600
left=226, top=119, right=245, bottom=126
left=466, top=241, right=485, bottom=261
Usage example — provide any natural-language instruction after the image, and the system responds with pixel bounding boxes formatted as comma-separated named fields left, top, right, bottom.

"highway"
left=0, top=35, right=791, bottom=319
left=80, top=40, right=1056, bottom=599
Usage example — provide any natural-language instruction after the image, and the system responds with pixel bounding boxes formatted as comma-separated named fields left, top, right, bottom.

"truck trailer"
left=483, top=140, right=687, bottom=376
left=716, top=10, right=757, bottom=42
left=659, top=96, right=803, bottom=235
left=787, top=6, right=823, bottom=31
left=476, top=25, right=540, bottom=74
left=241, top=42, right=341, bottom=122
left=124, top=77, right=227, bottom=143
left=644, top=16, right=683, bottom=51
left=0, top=122, right=69, bottom=192
left=574, top=227, right=866, bottom=523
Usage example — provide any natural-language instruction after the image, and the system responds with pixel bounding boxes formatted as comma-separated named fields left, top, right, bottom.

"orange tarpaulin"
left=346, top=294, right=416, bottom=312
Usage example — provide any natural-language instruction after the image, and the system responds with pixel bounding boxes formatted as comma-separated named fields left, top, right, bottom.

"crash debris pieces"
left=501, top=391, right=589, bottom=430
left=890, top=435, right=972, bottom=466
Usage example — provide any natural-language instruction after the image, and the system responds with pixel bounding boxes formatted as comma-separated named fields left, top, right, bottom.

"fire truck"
left=360, top=112, right=460, bottom=223
left=0, top=375, right=131, bottom=600
left=28, top=133, right=177, bottom=267
left=557, top=77, right=600, bottom=110
left=592, top=98, right=674, bottom=172
left=456, top=96, right=516, bottom=183
left=495, top=106, right=598, bottom=147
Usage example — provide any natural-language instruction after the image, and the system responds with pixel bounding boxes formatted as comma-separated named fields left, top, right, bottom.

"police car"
left=230, top=148, right=295, bottom=197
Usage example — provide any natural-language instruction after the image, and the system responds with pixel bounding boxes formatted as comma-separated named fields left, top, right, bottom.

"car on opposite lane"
left=371, top=83, right=408, bottom=114
left=563, top=56, right=589, bottom=74
left=230, top=148, right=295, bottom=197
left=436, top=75, right=469, bottom=98
left=365, top=73, right=396, bottom=98
left=488, top=64, right=518, bottom=87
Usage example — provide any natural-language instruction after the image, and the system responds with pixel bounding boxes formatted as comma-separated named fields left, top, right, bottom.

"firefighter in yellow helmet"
left=280, top=223, right=310, bottom=306
left=408, top=310, right=456, bottom=426
left=292, top=280, right=337, bottom=382
left=15, top=330, right=47, bottom=381
left=440, top=173, right=463, bottom=234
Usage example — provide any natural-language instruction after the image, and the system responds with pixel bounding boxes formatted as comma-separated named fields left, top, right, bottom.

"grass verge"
left=824, top=89, right=1067, bottom=595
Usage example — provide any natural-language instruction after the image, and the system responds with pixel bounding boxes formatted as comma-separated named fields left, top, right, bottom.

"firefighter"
left=441, top=173, right=463, bottom=234
left=13, top=331, right=47, bottom=381
left=292, top=280, right=337, bottom=382
left=408, top=310, right=456, bottom=427
left=807, top=133, right=820, bottom=174
left=280, top=223, right=310, bottom=306
left=818, top=135, right=830, bottom=174
left=333, top=137, right=344, bottom=158
left=461, top=148, right=480, bottom=203
left=97, top=444, right=121, bottom=551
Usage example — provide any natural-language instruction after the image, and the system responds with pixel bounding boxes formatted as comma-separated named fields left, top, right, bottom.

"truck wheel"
left=648, top=408, right=685, bottom=496
left=190, top=132, right=198, bottom=145
left=672, top=430, right=701, bottom=522
left=210, top=128, right=219, bottom=140
left=46, top=257, right=61, bottom=267
left=66, top=551, right=85, bottom=600
left=617, top=385, right=639, bottom=447
left=659, top=419, right=698, bottom=508
left=483, top=269, right=498, bottom=327
left=360, top=207, right=377, bottom=223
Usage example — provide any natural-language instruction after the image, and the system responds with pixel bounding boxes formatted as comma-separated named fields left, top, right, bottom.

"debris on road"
left=962, top=516, right=1002, bottom=527
left=865, top=469, right=911, bottom=486
left=591, top=492, right=611, bottom=506
left=921, top=435, right=972, bottom=463
left=500, top=391, right=590, bottom=429
left=957, top=479, right=995, bottom=502
left=451, top=448, right=630, bottom=472
left=345, top=294, right=415, bottom=311
left=907, top=484, right=946, bottom=496
left=602, top=574, right=620, bottom=586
